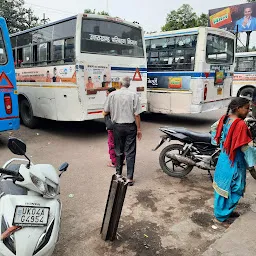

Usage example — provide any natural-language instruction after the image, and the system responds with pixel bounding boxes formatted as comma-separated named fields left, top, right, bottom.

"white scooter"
left=0, top=138, right=68, bottom=256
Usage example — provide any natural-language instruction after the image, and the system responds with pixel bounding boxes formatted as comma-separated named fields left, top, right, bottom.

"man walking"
left=104, top=76, right=142, bottom=186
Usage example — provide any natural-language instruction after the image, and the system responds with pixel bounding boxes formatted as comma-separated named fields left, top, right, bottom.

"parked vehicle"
left=154, top=118, right=256, bottom=180
left=0, top=137, right=68, bottom=255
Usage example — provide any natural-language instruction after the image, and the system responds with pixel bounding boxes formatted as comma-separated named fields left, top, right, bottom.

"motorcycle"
left=153, top=118, right=256, bottom=181
left=0, top=137, right=69, bottom=256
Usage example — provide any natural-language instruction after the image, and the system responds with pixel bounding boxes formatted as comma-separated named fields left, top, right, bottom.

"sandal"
left=230, top=212, right=240, bottom=218
left=127, top=180, right=135, bottom=186
left=107, top=162, right=116, bottom=168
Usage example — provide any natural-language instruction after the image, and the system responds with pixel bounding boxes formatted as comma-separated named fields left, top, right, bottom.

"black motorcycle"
left=153, top=118, right=256, bottom=181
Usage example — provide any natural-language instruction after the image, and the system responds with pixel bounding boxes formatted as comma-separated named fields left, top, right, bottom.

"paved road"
left=2, top=109, right=247, bottom=256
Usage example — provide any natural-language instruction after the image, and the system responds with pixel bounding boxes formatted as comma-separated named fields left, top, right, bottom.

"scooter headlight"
left=30, top=174, right=47, bottom=194
left=30, top=174, right=57, bottom=198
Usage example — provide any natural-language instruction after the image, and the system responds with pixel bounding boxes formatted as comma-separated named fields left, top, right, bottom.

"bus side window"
left=47, top=42, right=51, bottom=63
left=53, top=39, right=64, bottom=64
left=12, top=49, right=16, bottom=65
left=0, top=29, right=7, bottom=65
left=33, top=45, right=38, bottom=65
left=38, top=43, right=48, bottom=65
left=64, top=38, right=74, bottom=63
left=17, top=48, right=23, bottom=67
left=22, top=46, right=32, bottom=67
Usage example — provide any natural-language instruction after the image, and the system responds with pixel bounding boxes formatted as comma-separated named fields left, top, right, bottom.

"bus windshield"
left=81, top=19, right=144, bottom=58
left=206, top=34, right=234, bottom=64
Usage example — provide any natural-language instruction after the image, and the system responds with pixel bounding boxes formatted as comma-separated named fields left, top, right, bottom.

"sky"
left=24, top=0, right=246, bottom=32
left=23, top=0, right=254, bottom=47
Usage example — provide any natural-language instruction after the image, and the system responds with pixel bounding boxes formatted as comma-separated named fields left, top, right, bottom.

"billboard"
left=209, top=2, right=256, bottom=32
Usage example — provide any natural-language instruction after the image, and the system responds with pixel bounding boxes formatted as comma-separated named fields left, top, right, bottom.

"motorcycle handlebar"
left=0, top=168, right=19, bottom=177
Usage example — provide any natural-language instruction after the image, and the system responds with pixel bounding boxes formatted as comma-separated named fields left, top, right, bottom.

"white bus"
left=10, top=14, right=147, bottom=128
left=233, top=51, right=256, bottom=99
left=145, top=27, right=235, bottom=114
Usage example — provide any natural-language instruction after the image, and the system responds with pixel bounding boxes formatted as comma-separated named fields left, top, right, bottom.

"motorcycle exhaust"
left=167, top=153, right=214, bottom=170
left=167, top=153, right=196, bottom=166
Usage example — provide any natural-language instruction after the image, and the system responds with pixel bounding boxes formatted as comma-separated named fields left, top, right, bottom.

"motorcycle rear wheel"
left=159, top=144, right=193, bottom=178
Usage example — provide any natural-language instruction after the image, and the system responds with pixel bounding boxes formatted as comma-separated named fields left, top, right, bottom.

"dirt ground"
left=0, top=110, right=249, bottom=256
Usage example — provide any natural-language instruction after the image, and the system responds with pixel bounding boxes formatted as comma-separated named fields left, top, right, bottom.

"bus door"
left=0, top=17, right=19, bottom=131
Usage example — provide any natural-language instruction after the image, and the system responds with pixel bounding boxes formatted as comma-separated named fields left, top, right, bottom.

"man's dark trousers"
left=113, top=123, right=137, bottom=180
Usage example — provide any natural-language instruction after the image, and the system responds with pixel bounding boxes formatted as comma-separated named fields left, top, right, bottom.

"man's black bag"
left=105, top=115, right=114, bottom=130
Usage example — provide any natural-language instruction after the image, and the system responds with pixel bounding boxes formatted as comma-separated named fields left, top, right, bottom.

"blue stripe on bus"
left=145, top=30, right=198, bottom=39
left=111, top=67, right=147, bottom=72
left=148, top=72, right=232, bottom=78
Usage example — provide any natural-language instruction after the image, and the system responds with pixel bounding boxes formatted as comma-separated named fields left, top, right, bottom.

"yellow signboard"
left=168, top=77, right=182, bottom=89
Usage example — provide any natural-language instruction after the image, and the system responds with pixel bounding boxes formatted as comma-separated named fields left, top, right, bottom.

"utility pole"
left=42, top=13, right=48, bottom=24
left=28, top=9, right=32, bottom=28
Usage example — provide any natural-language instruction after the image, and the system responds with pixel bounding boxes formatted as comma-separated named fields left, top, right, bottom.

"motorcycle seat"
left=0, top=164, right=27, bottom=196
left=168, top=128, right=212, bottom=143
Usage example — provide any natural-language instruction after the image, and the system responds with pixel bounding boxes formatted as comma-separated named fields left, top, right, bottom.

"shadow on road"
left=33, top=118, right=107, bottom=138
left=141, top=113, right=217, bottom=127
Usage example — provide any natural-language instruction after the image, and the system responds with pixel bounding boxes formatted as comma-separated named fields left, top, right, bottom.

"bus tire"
left=20, top=99, right=38, bottom=129
left=239, top=87, right=254, bottom=100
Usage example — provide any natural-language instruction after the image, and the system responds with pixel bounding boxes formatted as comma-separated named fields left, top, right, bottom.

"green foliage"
left=0, top=0, right=44, bottom=33
left=162, top=4, right=208, bottom=31
left=84, top=9, right=109, bottom=16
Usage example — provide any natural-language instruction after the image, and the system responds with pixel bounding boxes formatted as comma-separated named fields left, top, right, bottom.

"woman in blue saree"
left=211, top=97, right=256, bottom=223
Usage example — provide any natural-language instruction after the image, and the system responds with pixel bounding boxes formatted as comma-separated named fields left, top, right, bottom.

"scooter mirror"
left=59, top=162, right=69, bottom=172
left=8, top=138, right=26, bottom=156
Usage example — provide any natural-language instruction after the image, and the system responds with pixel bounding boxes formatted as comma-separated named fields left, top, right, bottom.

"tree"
left=197, top=13, right=209, bottom=27
left=84, top=8, right=109, bottom=16
left=0, top=0, right=43, bottom=33
left=162, top=4, right=198, bottom=31
left=247, top=0, right=256, bottom=2
left=162, top=4, right=209, bottom=31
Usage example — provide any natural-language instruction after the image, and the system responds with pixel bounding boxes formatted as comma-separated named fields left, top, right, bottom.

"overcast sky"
left=24, top=0, right=247, bottom=32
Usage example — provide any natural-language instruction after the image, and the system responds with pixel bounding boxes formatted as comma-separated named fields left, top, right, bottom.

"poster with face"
left=15, top=65, right=76, bottom=83
left=209, top=2, right=256, bottom=32
left=84, top=64, right=111, bottom=90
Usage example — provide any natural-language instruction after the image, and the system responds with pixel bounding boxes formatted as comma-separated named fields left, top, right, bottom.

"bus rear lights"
left=204, top=72, right=210, bottom=79
left=4, top=94, right=12, bottom=115
left=86, top=90, right=97, bottom=95
left=204, top=85, right=208, bottom=101
left=136, top=87, right=144, bottom=92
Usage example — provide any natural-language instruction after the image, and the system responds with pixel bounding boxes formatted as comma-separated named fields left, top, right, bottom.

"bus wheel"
left=239, top=87, right=254, bottom=100
left=20, top=99, right=38, bottom=129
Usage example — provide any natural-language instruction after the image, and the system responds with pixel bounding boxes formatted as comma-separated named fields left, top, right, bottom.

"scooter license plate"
left=13, top=206, right=50, bottom=227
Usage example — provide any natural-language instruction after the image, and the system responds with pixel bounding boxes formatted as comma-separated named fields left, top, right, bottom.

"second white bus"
left=145, top=27, right=235, bottom=114
left=233, top=51, right=256, bottom=99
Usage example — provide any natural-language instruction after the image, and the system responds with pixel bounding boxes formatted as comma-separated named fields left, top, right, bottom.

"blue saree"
left=211, top=118, right=256, bottom=222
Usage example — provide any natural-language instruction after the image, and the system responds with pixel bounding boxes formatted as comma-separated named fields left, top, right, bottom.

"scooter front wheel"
left=159, top=144, right=193, bottom=178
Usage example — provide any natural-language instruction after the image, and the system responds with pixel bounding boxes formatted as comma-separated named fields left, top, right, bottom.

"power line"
left=24, top=1, right=75, bottom=15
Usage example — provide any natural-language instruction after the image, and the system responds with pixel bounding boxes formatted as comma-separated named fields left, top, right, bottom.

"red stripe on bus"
left=204, top=98, right=230, bottom=103
left=88, top=111, right=103, bottom=115
left=0, top=116, right=19, bottom=120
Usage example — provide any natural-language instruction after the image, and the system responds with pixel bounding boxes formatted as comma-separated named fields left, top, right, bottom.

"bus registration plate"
left=217, top=88, right=223, bottom=95
left=13, top=206, right=50, bottom=227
